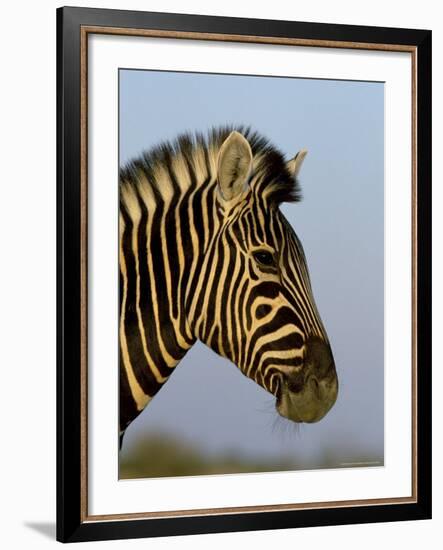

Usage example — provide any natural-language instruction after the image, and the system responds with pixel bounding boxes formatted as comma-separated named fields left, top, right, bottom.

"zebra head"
left=190, top=130, right=338, bottom=424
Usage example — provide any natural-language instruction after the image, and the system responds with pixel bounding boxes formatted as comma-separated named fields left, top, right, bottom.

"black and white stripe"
left=119, top=126, right=338, bottom=445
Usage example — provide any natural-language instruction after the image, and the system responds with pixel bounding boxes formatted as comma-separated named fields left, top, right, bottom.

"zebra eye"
left=253, top=250, right=275, bottom=267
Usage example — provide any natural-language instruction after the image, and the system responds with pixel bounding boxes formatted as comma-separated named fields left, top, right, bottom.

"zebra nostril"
left=287, top=371, right=305, bottom=393
left=288, top=380, right=304, bottom=393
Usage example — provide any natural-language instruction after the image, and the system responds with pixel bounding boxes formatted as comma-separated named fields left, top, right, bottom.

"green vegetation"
left=119, top=432, right=383, bottom=480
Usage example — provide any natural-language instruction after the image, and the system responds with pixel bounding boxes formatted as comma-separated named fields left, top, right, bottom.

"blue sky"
left=119, top=69, right=384, bottom=468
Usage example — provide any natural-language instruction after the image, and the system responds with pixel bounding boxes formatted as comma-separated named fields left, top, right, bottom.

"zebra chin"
left=275, top=336, right=339, bottom=423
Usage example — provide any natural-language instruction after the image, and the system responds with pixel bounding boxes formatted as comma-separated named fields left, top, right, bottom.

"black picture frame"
left=57, top=6, right=432, bottom=543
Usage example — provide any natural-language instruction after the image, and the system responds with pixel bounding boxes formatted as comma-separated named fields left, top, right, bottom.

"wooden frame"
left=57, top=6, right=432, bottom=543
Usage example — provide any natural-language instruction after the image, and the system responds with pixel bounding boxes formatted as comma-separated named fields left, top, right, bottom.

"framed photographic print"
left=56, top=6, right=432, bottom=543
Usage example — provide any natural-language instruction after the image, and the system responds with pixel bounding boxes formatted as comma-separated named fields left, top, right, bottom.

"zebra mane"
left=120, top=125, right=302, bottom=205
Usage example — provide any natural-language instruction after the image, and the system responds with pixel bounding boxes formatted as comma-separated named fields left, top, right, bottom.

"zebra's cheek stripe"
left=244, top=323, right=302, bottom=379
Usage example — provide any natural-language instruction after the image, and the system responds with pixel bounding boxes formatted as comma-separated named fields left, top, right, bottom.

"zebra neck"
left=119, top=154, right=224, bottom=412
left=132, top=153, right=224, bottom=330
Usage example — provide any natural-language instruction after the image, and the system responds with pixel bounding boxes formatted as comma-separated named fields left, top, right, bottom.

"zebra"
left=119, top=126, right=338, bottom=448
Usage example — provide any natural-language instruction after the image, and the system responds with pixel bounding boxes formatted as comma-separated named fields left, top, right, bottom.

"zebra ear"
left=287, top=149, right=308, bottom=177
left=217, top=131, right=253, bottom=201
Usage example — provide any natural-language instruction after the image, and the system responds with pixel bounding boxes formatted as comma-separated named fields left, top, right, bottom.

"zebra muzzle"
left=276, top=337, right=338, bottom=423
